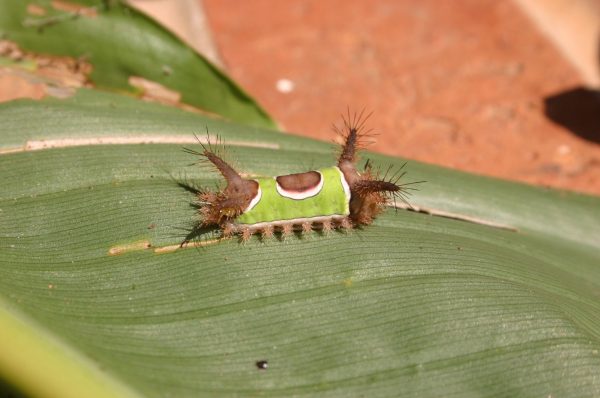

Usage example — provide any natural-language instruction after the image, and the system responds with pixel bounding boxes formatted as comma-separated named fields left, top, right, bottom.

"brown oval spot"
left=276, top=171, right=321, bottom=192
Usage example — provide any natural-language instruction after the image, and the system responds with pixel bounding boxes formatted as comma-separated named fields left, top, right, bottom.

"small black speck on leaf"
left=255, top=360, right=268, bottom=370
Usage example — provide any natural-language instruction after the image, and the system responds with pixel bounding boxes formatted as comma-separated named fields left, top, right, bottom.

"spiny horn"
left=203, top=151, right=244, bottom=185
left=354, top=179, right=400, bottom=194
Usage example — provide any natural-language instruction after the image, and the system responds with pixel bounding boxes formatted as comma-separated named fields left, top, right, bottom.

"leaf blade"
left=1, top=92, right=600, bottom=397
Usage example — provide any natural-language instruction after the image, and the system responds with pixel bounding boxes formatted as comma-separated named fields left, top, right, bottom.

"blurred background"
left=129, top=0, right=600, bottom=196
left=7, top=0, right=600, bottom=195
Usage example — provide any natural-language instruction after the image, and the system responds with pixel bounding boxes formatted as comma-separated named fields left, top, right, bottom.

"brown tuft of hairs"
left=321, top=219, right=333, bottom=233
left=221, top=223, right=235, bottom=238
left=339, top=217, right=353, bottom=230
left=281, top=223, right=293, bottom=238
left=241, top=227, right=252, bottom=242
left=261, top=224, right=274, bottom=239
left=301, top=221, right=313, bottom=233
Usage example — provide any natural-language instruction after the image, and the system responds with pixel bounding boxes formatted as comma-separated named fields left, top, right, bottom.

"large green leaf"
left=1, top=90, right=600, bottom=397
left=0, top=0, right=275, bottom=128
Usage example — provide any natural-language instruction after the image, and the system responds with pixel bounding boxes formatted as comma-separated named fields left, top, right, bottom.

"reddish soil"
left=203, top=0, right=600, bottom=196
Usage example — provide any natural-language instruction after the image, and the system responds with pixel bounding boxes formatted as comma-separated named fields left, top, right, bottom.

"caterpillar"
left=183, top=111, right=417, bottom=243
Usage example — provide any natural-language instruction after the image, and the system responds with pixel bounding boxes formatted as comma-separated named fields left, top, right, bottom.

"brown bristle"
left=322, top=219, right=333, bottom=233
left=281, top=223, right=293, bottom=237
left=199, top=206, right=211, bottom=221
left=199, top=191, right=218, bottom=203
left=356, top=213, right=374, bottom=225
left=241, top=227, right=252, bottom=242
left=222, top=223, right=234, bottom=237
left=349, top=190, right=386, bottom=226
left=301, top=221, right=312, bottom=233
left=340, top=217, right=353, bottom=230
left=262, top=224, right=274, bottom=239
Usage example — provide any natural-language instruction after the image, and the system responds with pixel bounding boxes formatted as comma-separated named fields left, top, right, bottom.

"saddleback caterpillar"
left=183, top=111, right=417, bottom=243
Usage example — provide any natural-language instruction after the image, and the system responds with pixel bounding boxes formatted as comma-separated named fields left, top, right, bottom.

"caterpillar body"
left=184, top=112, right=414, bottom=242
